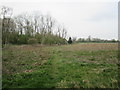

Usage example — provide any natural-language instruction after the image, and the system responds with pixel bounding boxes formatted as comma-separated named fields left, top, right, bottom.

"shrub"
left=68, top=37, right=72, bottom=44
left=35, top=33, right=42, bottom=44
left=18, top=35, right=28, bottom=44
left=28, top=38, right=38, bottom=44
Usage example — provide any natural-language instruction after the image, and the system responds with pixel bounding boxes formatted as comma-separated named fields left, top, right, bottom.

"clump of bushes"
left=28, top=38, right=38, bottom=44
left=68, top=37, right=72, bottom=44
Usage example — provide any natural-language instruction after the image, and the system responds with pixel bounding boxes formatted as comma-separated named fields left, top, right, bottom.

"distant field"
left=2, top=43, right=119, bottom=88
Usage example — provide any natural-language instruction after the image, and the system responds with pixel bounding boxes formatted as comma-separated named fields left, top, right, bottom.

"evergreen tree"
left=68, top=37, right=72, bottom=44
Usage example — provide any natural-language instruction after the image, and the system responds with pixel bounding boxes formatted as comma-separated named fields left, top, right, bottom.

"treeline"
left=0, top=6, right=67, bottom=46
left=74, top=36, right=118, bottom=43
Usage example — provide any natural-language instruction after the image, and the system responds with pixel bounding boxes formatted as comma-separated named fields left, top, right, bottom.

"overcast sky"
left=0, top=0, right=119, bottom=40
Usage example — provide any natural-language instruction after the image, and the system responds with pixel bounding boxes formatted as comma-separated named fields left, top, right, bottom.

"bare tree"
left=61, top=27, right=67, bottom=38
left=14, top=15, right=24, bottom=35
left=57, top=26, right=61, bottom=37
left=1, top=6, right=13, bottom=45
left=45, top=15, right=55, bottom=34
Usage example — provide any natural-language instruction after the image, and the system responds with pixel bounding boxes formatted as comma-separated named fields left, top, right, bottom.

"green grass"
left=2, top=43, right=119, bottom=88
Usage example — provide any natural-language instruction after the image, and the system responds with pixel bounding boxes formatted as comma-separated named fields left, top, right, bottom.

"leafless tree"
left=1, top=6, right=13, bottom=44
left=61, top=27, right=67, bottom=38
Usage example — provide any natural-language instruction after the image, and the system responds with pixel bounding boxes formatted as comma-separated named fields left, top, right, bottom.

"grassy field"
left=2, top=43, right=119, bottom=88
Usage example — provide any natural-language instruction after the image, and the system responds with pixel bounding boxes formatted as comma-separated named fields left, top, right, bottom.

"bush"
left=35, top=33, right=42, bottom=44
left=8, top=33, right=19, bottom=44
left=28, top=38, right=38, bottom=44
left=18, top=35, right=28, bottom=44
left=68, top=37, right=72, bottom=44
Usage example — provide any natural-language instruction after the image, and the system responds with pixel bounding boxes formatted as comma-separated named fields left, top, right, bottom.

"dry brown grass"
left=61, top=43, right=118, bottom=51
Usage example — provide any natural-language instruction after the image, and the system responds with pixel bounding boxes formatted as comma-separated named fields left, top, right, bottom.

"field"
left=2, top=43, right=119, bottom=88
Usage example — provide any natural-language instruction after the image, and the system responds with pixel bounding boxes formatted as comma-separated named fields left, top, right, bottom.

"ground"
left=2, top=43, right=119, bottom=88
